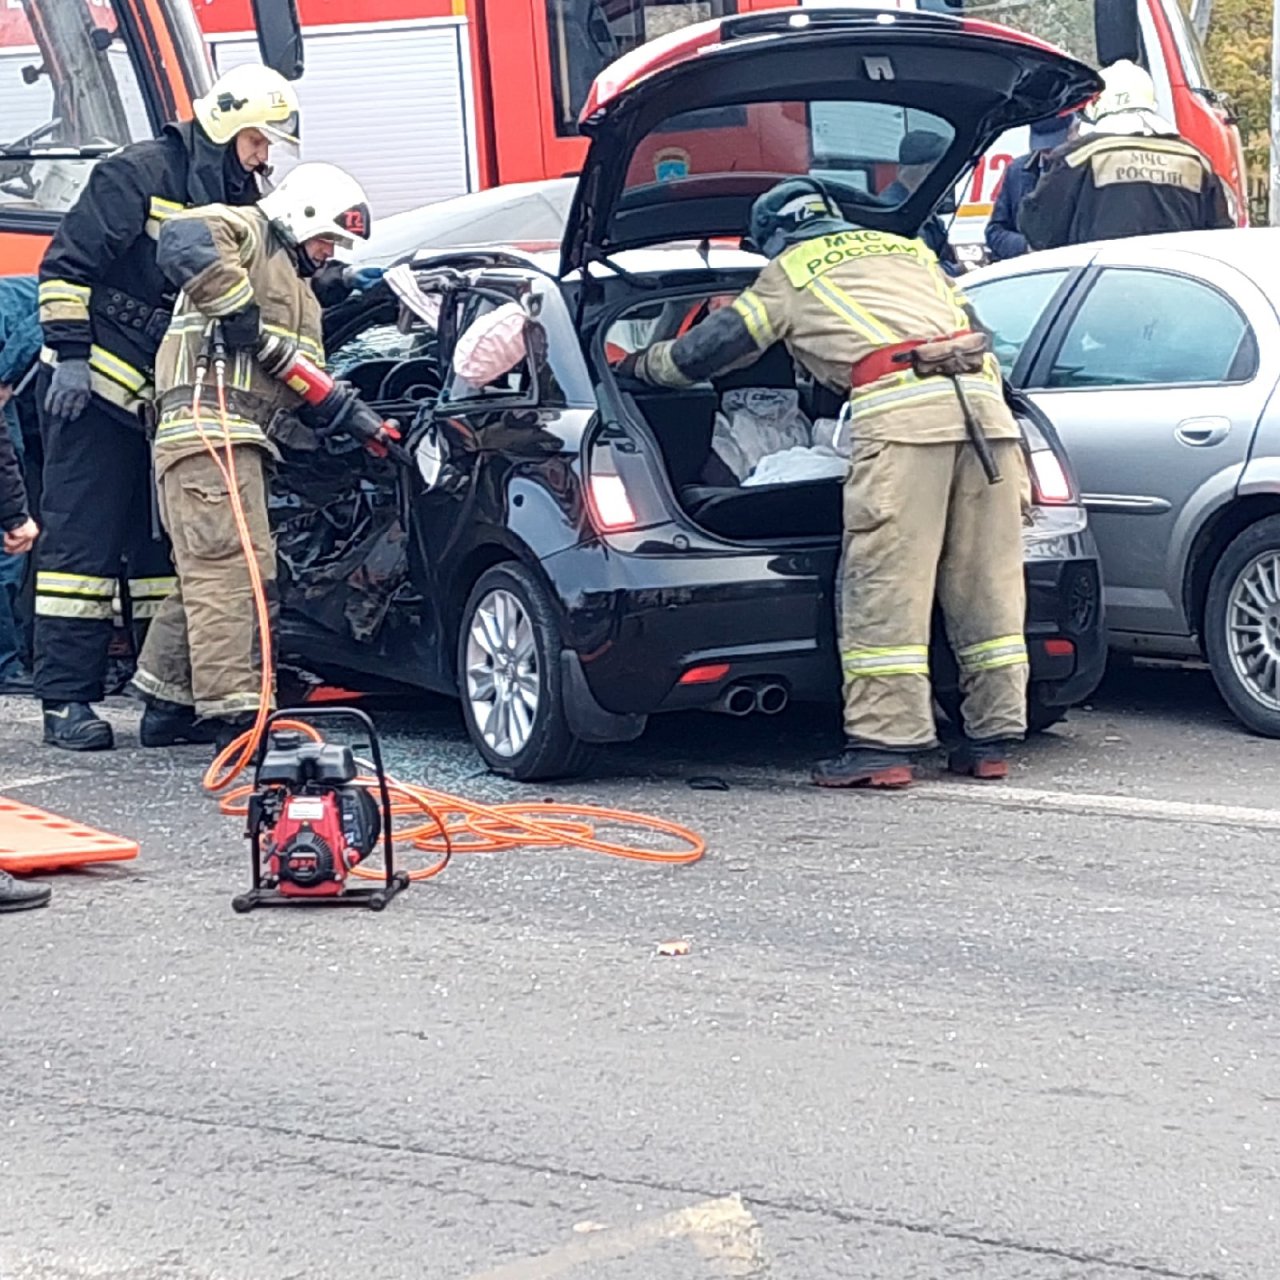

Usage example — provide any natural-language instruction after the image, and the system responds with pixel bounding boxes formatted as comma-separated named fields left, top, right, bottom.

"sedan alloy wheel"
left=465, top=587, right=541, bottom=757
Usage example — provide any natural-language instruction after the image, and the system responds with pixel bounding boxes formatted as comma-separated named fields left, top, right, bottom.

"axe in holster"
left=897, top=331, right=1001, bottom=485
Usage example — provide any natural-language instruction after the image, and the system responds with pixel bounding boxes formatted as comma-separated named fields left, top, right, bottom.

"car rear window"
left=622, top=101, right=957, bottom=212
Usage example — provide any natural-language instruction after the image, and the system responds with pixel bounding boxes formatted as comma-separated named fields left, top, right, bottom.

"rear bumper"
left=547, top=533, right=1106, bottom=736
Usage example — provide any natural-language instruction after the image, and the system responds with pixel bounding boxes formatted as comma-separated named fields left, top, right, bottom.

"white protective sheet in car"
left=386, top=262, right=443, bottom=328
left=712, top=388, right=813, bottom=481
left=745, top=444, right=849, bottom=487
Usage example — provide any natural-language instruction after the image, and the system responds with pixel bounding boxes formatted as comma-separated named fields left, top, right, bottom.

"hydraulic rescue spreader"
left=256, top=333, right=412, bottom=464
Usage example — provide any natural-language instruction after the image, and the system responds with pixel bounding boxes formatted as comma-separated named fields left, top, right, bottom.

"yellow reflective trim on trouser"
left=36, top=571, right=115, bottom=598
left=35, top=596, right=115, bottom=620
left=89, top=345, right=147, bottom=393
left=204, top=691, right=268, bottom=718
left=808, top=277, right=897, bottom=345
left=842, top=645, right=930, bottom=678
left=957, top=635, right=1029, bottom=673
left=131, top=600, right=166, bottom=620
left=127, top=576, right=178, bottom=600
left=131, top=667, right=194, bottom=706
left=731, top=291, right=774, bottom=348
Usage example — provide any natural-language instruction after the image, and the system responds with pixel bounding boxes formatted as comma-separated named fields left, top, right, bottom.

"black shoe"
left=211, top=714, right=256, bottom=755
left=812, top=742, right=916, bottom=789
left=949, top=739, right=1011, bottom=781
left=42, top=701, right=114, bottom=752
left=0, top=869, right=51, bottom=912
left=140, top=699, right=218, bottom=748
left=0, top=666, right=34, bottom=697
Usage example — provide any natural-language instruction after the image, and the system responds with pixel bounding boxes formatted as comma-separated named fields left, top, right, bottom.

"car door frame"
left=418, top=267, right=601, bottom=682
left=1016, top=245, right=1278, bottom=640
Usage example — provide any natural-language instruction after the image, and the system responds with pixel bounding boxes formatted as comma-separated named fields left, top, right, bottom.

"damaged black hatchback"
left=275, top=8, right=1107, bottom=779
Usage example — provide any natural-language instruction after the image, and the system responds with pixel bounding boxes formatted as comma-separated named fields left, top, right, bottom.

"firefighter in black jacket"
left=1019, top=60, right=1233, bottom=251
left=35, top=64, right=301, bottom=752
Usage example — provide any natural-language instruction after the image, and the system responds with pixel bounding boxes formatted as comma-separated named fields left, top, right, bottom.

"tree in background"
left=1201, top=0, right=1270, bottom=169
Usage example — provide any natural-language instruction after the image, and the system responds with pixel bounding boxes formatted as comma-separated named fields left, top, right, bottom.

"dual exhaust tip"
left=711, top=679, right=789, bottom=718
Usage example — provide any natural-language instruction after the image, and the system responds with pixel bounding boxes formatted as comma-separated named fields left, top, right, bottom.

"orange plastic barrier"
left=0, top=797, right=138, bottom=874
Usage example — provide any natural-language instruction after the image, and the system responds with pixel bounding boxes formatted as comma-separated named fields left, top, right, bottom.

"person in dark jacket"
left=34, top=64, right=302, bottom=752
left=0, top=277, right=41, bottom=695
left=985, top=114, right=1077, bottom=261
left=0, top=285, right=46, bottom=912
left=880, top=130, right=962, bottom=276
left=1019, top=61, right=1233, bottom=251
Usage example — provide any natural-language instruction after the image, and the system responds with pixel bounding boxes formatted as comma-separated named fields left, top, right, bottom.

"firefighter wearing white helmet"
left=130, top=163, right=382, bottom=750
left=1019, top=59, right=1233, bottom=249
left=33, top=64, right=308, bottom=753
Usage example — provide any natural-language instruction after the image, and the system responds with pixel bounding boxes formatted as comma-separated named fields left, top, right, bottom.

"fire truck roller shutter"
left=208, top=18, right=478, bottom=218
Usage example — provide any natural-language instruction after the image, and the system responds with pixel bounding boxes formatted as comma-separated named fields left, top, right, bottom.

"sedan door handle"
left=1174, top=417, right=1231, bottom=447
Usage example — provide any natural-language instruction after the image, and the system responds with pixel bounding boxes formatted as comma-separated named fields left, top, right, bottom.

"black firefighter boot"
left=42, top=701, right=114, bottom=752
left=211, top=714, right=257, bottom=756
left=949, top=739, right=1013, bottom=782
left=139, top=699, right=218, bottom=748
left=0, top=870, right=51, bottom=913
left=812, top=741, right=916, bottom=790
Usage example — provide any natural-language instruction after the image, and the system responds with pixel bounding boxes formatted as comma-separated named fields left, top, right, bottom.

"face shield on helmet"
left=193, top=64, right=302, bottom=155
left=258, top=162, right=372, bottom=273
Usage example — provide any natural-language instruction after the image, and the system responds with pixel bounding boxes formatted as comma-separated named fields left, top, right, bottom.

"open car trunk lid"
left=560, top=8, right=1100, bottom=276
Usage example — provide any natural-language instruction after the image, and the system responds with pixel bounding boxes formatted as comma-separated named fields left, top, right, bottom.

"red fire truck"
left=0, top=0, right=1248, bottom=276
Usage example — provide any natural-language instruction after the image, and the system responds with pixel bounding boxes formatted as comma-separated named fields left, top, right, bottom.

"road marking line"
left=466, top=1194, right=765, bottom=1278
left=0, top=770, right=86, bottom=790
left=909, top=781, right=1280, bottom=831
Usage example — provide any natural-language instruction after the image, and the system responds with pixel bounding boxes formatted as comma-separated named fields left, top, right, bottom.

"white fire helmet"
left=193, top=64, right=301, bottom=151
left=258, top=162, right=373, bottom=251
left=1084, top=60, right=1174, bottom=134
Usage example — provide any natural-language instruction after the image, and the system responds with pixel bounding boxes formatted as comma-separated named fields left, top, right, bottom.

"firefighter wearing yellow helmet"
left=34, top=64, right=303, bottom=752
left=1019, top=60, right=1233, bottom=249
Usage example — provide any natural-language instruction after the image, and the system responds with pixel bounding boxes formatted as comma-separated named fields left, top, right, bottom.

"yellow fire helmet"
left=193, top=64, right=301, bottom=151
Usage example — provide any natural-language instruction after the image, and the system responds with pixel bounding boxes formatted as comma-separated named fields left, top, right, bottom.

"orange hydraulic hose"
left=189, top=353, right=705, bottom=877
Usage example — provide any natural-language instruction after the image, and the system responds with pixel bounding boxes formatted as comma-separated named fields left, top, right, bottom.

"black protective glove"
left=615, top=351, right=641, bottom=380
left=219, top=303, right=262, bottom=352
left=301, top=380, right=409, bottom=463
left=44, top=358, right=92, bottom=425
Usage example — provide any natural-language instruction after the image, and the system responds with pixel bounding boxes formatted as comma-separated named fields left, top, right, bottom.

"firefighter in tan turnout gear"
left=624, top=179, right=1030, bottom=788
left=130, top=163, right=380, bottom=752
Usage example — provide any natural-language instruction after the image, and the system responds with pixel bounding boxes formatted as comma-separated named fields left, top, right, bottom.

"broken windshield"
left=0, top=0, right=151, bottom=211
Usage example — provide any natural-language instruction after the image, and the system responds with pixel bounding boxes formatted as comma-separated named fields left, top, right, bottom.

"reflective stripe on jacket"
left=636, top=228, right=1018, bottom=446
left=152, top=204, right=323, bottom=474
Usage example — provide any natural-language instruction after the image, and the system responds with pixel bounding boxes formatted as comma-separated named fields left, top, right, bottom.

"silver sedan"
left=965, top=228, right=1280, bottom=735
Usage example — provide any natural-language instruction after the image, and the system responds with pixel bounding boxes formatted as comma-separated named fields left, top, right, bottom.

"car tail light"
left=1044, top=639, right=1075, bottom=658
left=1029, top=449, right=1073, bottom=505
left=680, top=663, right=730, bottom=685
left=588, top=473, right=637, bottom=531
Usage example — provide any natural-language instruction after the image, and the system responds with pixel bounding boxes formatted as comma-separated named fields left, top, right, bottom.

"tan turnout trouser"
left=134, top=447, right=276, bottom=720
left=839, top=437, right=1030, bottom=749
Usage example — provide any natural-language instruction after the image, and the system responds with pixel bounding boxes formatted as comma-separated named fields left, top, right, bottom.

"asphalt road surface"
left=3, top=662, right=1279, bottom=1280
